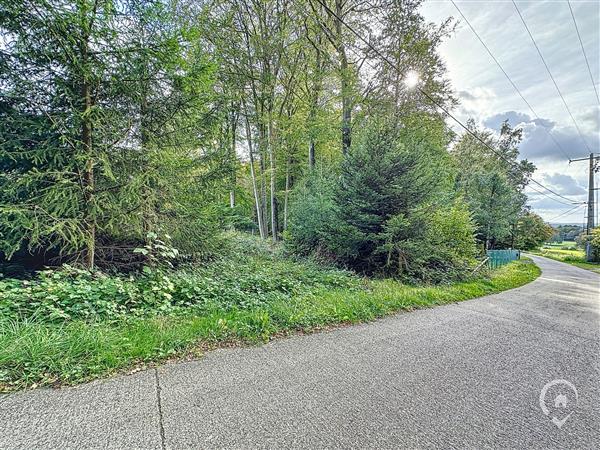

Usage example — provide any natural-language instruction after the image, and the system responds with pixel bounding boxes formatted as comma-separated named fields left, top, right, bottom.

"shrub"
left=0, top=234, right=360, bottom=323
left=287, top=117, right=476, bottom=282
left=285, top=167, right=338, bottom=257
left=588, top=228, right=600, bottom=261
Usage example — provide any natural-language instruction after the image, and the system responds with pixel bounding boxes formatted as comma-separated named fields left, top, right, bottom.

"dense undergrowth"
left=0, top=234, right=540, bottom=392
left=0, top=233, right=360, bottom=323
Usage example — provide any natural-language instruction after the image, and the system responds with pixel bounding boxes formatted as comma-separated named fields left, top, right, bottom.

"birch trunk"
left=244, top=114, right=267, bottom=239
left=268, top=116, right=277, bottom=242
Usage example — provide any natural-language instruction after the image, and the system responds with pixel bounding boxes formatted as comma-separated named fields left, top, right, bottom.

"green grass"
left=0, top=259, right=540, bottom=392
left=531, top=245, right=600, bottom=274
left=543, top=241, right=577, bottom=249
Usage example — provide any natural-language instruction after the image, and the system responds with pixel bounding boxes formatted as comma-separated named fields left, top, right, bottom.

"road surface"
left=1, top=255, right=599, bottom=449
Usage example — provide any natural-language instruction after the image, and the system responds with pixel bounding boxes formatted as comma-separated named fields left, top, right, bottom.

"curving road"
left=1, top=255, right=599, bottom=449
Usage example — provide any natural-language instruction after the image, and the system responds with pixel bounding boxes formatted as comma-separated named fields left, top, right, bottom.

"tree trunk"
left=268, top=116, right=277, bottom=242
left=245, top=114, right=267, bottom=239
left=140, top=56, right=153, bottom=240
left=258, top=123, right=269, bottom=237
left=80, top=3, right=95, bottom=269
left=283, top=157, right=290, bottom=230
left=229, top=107, right=238, bottom=208
left=335, top=0, right=351, bottom=155
left=308, top=35, right=322, bottom=169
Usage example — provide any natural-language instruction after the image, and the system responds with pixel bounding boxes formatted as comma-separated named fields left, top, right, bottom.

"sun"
left=404, top=70, right=420, bottom=89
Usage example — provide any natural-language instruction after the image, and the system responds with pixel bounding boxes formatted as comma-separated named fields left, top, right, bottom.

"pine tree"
left=0, top=0, right=222, bottom=268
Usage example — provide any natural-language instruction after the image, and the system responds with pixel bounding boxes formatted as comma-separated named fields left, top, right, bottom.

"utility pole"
left=587, top=154, right=595, bottom=234
left=570, top=153, right=600, bottom=261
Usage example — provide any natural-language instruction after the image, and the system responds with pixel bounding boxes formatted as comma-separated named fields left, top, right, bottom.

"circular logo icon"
left=539, top=379, right=578, bottom=429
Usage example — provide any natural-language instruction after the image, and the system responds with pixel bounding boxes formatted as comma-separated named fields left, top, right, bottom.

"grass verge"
left=530, top=247, right=600, bottom=274
left=0, top=259, right=540, bottom=392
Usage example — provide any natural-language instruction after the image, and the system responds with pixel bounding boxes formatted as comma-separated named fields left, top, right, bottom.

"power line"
left=314, top=0, right=584, bottom=207
left=417, top=89, right=583, bottom=204
left=525, top=183, right=582, bottom=207
left=512, top=0, right=593, bottom=153
left=568, top=0, right=600, bottom=105
left=315, top=0, right=583, bottom=206
left=450, top=0, right=572, bottom=161
left=546, top=203, right=586, bottom=222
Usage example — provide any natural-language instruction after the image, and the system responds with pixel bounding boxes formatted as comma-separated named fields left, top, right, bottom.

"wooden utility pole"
left=570, top=153, right=600, bottom=261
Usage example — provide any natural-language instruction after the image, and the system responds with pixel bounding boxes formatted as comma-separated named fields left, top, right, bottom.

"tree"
left=0, top=0, right=223, bottom=268
left=511, top=212, right=554, bottom=250
left=366, top=0, right=457, bottom=118
left=204, top=0, right=306, bottom=241
left=289, top=117, right=476, bottom=281
left=308, top=0, right=364, bottom=155
left=453, top=120, right=535, bottom=250
left=588, top=228, right=600, bottom=262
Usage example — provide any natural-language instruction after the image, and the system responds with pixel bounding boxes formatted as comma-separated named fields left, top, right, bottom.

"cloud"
left=457, top=87, right=497, bottom=117
left=579, top=106, right=600, bottom=129
left=457, top=90, right=476, bottom=101
left=481, top=110, right=596, bottom=162
left=420, top=0, right=599, bottom=223
left=484, top=111, right=554, bottom=130
left=543, top=173, right=587, bottom=195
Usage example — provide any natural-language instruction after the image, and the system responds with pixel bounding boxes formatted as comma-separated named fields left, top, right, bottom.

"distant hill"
left=549, top=223, right=583, bottom=227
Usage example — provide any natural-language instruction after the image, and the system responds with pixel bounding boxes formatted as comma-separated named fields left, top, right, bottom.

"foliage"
left=452, top=120, right=535, bottom=249
left=1, top=0, right=488, bottom=282
left=549, top=225, right=583, bottom=243
left=285, top=166, right=338, bottom=257
left=0, top=233, right=359, bottom=323
left=0, top=259, right=539, bottom=391
left=367, top=0, right=457, bottom=117
left=0, top=0, right=224, bottom=268
left=511, top=212, right=554, bottom=250
left=287, top=117, right=476, bottom=282
left=585, top=227, right=600, bottom=262
left=133, top=233, right=180, bottom=269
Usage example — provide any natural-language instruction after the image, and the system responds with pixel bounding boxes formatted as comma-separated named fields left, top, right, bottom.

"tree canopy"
left=1, top=0, right=547, bottom=278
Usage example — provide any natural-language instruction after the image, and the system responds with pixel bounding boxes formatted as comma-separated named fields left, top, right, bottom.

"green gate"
left=487, top=249, right=520, bottom=269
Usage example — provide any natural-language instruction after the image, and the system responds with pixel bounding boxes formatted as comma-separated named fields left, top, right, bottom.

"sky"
left=419, top=0, right=600, bottom=224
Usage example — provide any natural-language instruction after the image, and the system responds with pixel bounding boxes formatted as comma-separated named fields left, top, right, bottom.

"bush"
left=285, top=167, right=338, bottom=257
left=0, top=234, right=360, bottom=323
left=588, top=227, right=600, bottom=261
left=287, top=118, right=476, bottom=282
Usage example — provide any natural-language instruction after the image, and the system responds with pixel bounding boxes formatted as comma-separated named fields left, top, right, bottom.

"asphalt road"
left=1, top=255, right=599, bottom=449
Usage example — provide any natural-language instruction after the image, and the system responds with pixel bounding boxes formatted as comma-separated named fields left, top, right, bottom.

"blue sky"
left=420, top=0, right=600, bottom=224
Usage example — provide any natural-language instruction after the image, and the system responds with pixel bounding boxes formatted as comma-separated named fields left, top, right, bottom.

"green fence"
left=487, top=249, right=520, bottom=269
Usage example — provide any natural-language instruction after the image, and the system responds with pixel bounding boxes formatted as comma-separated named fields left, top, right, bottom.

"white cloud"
left=543, top=173, right=587, bottom=196
left=457, top=87, right=497, bottom=117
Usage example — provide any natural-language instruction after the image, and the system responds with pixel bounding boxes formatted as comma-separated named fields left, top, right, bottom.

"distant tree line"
left=549, top=225, right=583, bottom=243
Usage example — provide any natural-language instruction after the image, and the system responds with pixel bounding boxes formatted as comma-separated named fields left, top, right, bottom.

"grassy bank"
left=0, top=256, right=539, bottom=392
left=531, top=245, right=600, bottom=274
